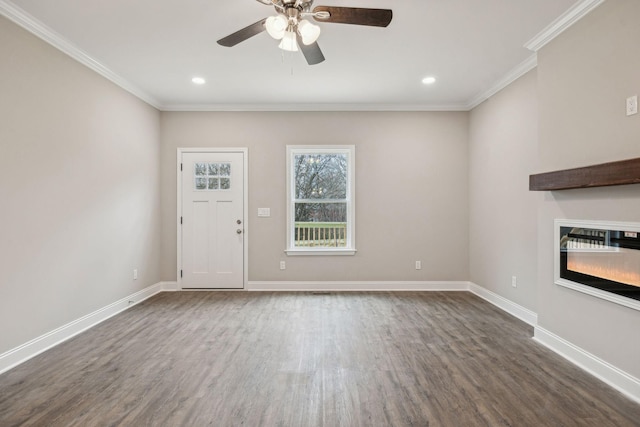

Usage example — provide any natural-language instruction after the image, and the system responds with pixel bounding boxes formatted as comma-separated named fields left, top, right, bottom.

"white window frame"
left=286, top=145, right=356, bottom=256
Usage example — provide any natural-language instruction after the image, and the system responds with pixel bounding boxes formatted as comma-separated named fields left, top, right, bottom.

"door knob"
left=236, top=229, right=243, bottom=234
left=237, top=219, right=242, bottom=224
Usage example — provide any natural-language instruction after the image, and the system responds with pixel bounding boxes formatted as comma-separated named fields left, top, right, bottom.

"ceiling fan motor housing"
left=285, top=6, right=300, bottom=22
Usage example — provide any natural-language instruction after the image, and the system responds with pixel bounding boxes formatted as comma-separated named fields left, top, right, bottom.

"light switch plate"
left=258, top=208, right=271, bottom=217
left=627, top=95, right=638, bottom=116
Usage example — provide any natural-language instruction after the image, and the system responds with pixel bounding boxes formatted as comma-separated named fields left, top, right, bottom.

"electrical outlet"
left=280, top=261, right=286, bottom=270
left=415, top=261, right=422, bottom=270
left=627, top=95, right=638, bottom=116
left=511, top=276, right=517, bottom=288
left=133, top=269, right=138, bottom=280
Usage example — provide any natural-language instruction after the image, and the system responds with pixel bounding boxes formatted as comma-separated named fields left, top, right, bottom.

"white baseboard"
left=161, top=281, right=179, bottom=291
left=534, top=326, right=640, bottom=404
left=468, top=282, right=538, bottom=326
left=0, top=282, right=166, bottom=376
left=247, top=281, right=470, bottom=292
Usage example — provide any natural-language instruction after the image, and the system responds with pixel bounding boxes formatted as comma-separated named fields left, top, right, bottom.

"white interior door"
left=180, top=151, right=245, bottom=289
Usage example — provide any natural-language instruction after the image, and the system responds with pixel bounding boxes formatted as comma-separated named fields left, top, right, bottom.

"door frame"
left=177, top=147, right=249, bottom=290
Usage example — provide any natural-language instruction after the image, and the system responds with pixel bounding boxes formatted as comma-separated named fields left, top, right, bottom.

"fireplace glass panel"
left=559, top=225, right=640, bottom=302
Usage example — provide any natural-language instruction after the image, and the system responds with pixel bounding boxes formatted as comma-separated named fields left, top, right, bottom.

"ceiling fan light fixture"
left=266, top=14, right=288, bottom=39
left=298, top=19, right=321, bottom=45
left=217, top=4, right=393, bottom=65
left=278, top=29, right=299, bottom=51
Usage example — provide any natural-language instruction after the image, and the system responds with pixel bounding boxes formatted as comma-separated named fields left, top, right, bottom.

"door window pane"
left=195, top=177, right=207, bottom=190
left=194, top=162, right=231, bottom=191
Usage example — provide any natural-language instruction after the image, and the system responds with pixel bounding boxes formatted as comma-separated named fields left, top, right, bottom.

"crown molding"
left=466, top=54, right=538, bottom=110
left=0, top=0, right=161, bottom=109
left=160, top=103, right=470, bottom=112
left=0, top=3, right=467, bottom=114
left=525, top=0, right=606, bottom=52
left=467, top=0, right=604, bottom=110
left=1, top=0, right=603, bottom=113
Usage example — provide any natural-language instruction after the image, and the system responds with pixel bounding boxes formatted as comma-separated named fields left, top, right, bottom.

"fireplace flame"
left=568, top=247, right=640, bottom=288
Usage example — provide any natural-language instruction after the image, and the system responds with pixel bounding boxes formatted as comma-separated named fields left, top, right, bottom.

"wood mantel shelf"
left=529, top=157, right=640, bottom=191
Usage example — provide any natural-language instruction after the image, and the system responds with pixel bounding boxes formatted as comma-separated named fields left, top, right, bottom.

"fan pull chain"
left=280, top=50, right=295, bottom=76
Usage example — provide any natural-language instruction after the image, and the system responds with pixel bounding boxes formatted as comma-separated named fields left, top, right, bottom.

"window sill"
left=285, top=248, right=357, bottom=256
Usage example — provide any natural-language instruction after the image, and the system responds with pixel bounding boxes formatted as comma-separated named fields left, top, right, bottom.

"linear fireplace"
left=555, top=219, right=640, bottom=311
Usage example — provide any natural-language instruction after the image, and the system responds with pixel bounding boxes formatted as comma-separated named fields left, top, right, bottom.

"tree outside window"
left=286, top=146, right=355, bottom=255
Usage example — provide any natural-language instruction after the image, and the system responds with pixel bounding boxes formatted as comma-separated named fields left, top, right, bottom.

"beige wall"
left=536, top=0, right=640, bottom=378
left=160, top=112, right=469, bottom=282
left=469, top=70, right=540, bottom=312
left=4, top=0, right=637, bottom=386
left=0, top=17, right=162, bottom=354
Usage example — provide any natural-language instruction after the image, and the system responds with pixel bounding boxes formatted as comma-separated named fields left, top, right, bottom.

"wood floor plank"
left=0, top=292, right=638, bottom=426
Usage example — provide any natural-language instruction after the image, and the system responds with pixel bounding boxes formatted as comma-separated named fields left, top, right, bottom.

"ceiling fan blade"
left=312, top=6, right=392, bottom=27
left=297, top=36, right=325, bottom=65
left=217, top=18, right=268, bottom=47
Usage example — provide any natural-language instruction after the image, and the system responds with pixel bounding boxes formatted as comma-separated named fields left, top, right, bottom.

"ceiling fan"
left=217, top=0, right=393, bottom=65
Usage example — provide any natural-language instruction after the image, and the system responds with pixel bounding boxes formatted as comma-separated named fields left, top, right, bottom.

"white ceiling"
left=1, top=0, right=597, bottom=111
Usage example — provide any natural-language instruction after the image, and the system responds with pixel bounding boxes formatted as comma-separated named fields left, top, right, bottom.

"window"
left=286, top=145, right=356, bottom=255
left=194, top=162, right=231, bottom=190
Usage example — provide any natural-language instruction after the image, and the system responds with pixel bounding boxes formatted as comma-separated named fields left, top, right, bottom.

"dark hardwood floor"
left=0, top=292, right=638, bottom=426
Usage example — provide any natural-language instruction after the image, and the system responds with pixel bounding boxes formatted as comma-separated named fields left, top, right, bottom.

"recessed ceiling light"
left=422, top=76, right=436, bottom=85
left=192, top=77, right=206, bottom=85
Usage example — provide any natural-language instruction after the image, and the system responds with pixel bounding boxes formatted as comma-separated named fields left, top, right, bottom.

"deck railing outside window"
left=294, top=222, right=347, bottom=247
